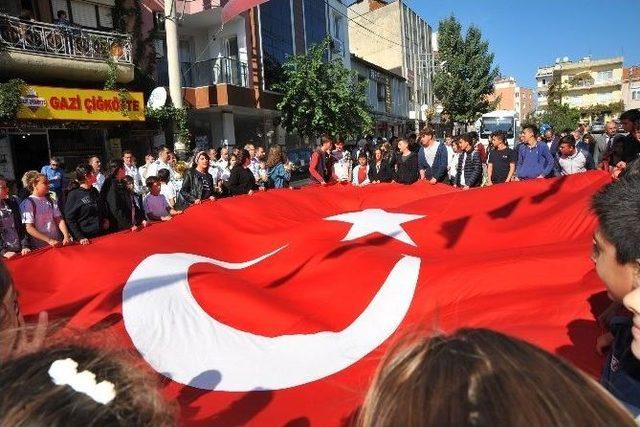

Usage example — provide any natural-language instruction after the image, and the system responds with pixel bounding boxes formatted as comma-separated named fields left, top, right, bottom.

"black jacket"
left=0, top=196, right=28, bottom=253
left=394, top=153, right=419, bottom=184
left=368, top=161, right=393, bottom=183
left=64, top=186, right=101, bottom=240
left=228, top=166, right=257, bottom=195
left=456, top=150, right=483, bottom=187
left=99, top=178, right=145, bottom=231
left=178, top=168, right=214, bottom=209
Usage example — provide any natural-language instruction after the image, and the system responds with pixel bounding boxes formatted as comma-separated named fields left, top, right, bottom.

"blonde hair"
left=21, top=170, right=39, bottom=189
left=359, top=328, right=635, bottom=427
left=26, top=173, right=46, bottom=193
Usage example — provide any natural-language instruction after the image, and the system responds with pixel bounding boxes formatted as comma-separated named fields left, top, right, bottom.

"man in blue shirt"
left=41, top=157, right=64, bottom=202
left=516, top=125, right=555, bottom=180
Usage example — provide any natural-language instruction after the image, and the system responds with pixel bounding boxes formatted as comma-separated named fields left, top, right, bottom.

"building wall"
left=488, top=85, right=516, bottom=111
left=518, top=87, right=534, bottom=120
left=348, top=1, right=403, bottom=76
left=623, top=66, right=640, bottom=110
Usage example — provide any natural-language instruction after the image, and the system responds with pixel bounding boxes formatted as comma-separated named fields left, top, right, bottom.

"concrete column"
left=164, top=0, right=185, bottom=153
left=222, top=111, right=236, bottom=147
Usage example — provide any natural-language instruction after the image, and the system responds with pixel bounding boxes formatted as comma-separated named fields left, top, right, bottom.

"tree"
left=274, top=37, right=374, bottom=141
left=433, top=16, right=499, bottom=126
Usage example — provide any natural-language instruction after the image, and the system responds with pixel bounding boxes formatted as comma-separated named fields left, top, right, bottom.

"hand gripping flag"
left=9, top=171, right=611, bottom=426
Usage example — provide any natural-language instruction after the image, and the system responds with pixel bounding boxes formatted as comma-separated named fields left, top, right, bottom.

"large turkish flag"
left=9, top=172, right=610, bottom=426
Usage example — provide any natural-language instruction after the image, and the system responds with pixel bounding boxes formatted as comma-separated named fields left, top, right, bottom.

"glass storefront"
left=260, top=0, right=294, bottom=90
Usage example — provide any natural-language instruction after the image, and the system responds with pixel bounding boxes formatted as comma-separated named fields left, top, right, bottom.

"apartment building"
left=0, top=0, right=150, bottom=181
left=348, top=0, right=434, bottom=131
left=155, top=0, right=350, bottom=149
left=351, top=54, right=408, bottom=138
left=487, top=77, right=535, bottom=121
left=623, top=66, right=640, bottom=110
left=536, top=56, right=623, bottom=123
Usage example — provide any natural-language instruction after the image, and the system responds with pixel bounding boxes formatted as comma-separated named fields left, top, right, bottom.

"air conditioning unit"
left=330, top=37, right=344, bottom=55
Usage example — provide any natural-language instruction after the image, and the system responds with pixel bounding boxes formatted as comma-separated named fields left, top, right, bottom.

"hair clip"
left=48, top=358, right=116, bottom=405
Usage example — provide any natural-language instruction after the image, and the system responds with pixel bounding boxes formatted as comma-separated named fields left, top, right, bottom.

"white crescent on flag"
left=222, top=0, right=270, bottom=23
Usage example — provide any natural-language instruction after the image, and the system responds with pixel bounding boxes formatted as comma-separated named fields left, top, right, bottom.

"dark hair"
left=620, top=109, right=640, bottom=123
left=0, top=344, right=177, bottom=426
left=320, top=135, right=333, bottom=146
left=155, top=146, right=170, bottom=157
left=523, top=124, right=540, bottom=137
left=145, top=176, right=160, bottom=188
left=122, top=150, right=133, bottom=157
left=236, top=149, right=251, bottom=167
left=459, top=133, right=475, bottom=146
left=358, top=152, right=368, bottom=160
left=418, top=127, right=435, bottom=138
left=558, top=135, right=576, bottom=148
left=0, top=260, right=12, bottom=315
left=65, top=164, right=93, bottom=196
left=561, top=128, right=572, bottom=135
left=50, top=156, right=61, bottom=164
left=468, top=131, right=479, bottom=142
left=106, top=159, right=125, bottom=180
left=359, top=328, right=636, bottom=427
left=592, top=176, right=640, bottom=264
left=122, top=175, right=134, bottom=185
left=192, top=151, right=210, bottom=168
left=156, top=168, right=170, bottom=184
left=583, top=133, right=596, bottom=145
left=56, top=10, right=66, bottom=18
left=490, top=131, right=506, bottom=144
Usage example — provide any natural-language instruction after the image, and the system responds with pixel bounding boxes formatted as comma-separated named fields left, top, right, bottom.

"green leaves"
left=0, top=79, right=25, bottom=121
left=146, top=105, right=190, bottom=143
left=275, top=37, right=373, bottom=141
left=434, top=16, right=499, bottom=125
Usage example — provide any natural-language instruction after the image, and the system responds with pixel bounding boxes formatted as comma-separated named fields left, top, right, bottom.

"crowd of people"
left=306, top=108, right=640, bottom=190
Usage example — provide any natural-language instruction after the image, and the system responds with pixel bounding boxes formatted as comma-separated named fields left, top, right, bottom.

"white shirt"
left=124, top=164, right=143, bottom=193
left=160, top=183, right=176, bottom=206
left=460, top=152, right=468, bottom=186
left=249, top=158, right=261, bottom=180
left=147, top=160, right=173, bottom=179
left=208, top=164, right=221, bottom=185
left=93, top=172, right=105, bottom=192
left=423, top=141, right=440, bottom=167
left=559, top=150, right=589, bottom=175
left=20, top=195, right=62, bottom=248
left=143, top=193, right=169, bottom=219
left=351, top=165, right=370, bottom=186
left=334, top=157, right=351, bottom=182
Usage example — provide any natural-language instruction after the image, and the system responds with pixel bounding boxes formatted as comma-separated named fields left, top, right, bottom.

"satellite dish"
left=147, top=87, right=167, bottom=110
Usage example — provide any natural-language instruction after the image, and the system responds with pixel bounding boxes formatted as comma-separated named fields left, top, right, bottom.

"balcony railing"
left=0, top=14, right=132, bottom=63
left=158, top=57, right=249, bottom=88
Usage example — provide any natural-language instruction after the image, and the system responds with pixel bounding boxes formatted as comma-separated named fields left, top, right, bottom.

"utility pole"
left=164, top=0, right=185, bottom=153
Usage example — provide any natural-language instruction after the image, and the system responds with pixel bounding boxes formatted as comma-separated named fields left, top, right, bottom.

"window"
left=515, top=92, right=520, bottom=98
left=98, top=6, right=112, bottom=28
left=631, top=90, right=640, bottom=101
left=542, top=79, right=546, bottom=85
left=51, top=0, right=114, bottom=30
left=260, top=0, right=294, bottom=90
left=597, top=92, right=612, bottom=104
left=303, top=0, right=326, bottom=50
left=70, top=1, right=97, bottom=28
left=596, top=70, right=613, bottom=82
left=377, top=82, right=386, bottom=101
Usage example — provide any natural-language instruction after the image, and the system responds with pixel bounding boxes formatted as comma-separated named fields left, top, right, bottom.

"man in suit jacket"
left=594, top=121, right=622, bottom=166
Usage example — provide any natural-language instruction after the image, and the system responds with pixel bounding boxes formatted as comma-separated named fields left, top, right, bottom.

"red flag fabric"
left=222, top=0, right=269, bottom=23
left=9, top=172, right=611, bottom=426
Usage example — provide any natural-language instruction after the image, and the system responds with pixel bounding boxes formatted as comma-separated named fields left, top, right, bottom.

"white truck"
left=475, top=110, right=519, bottom=148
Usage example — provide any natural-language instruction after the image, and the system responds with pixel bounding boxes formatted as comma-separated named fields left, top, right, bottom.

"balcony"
left=0, top=14, right=134, bottom=83
left=158, top=57, right=249, bottom=88
left=565, top=79, right=622, bottom=92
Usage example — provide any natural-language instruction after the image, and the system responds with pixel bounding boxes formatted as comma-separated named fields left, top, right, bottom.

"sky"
left=405, top=0, right=640, bottom=89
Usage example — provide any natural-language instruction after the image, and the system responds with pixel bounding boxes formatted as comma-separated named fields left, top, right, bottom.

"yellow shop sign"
left=17, top=85, right=145, bottom=121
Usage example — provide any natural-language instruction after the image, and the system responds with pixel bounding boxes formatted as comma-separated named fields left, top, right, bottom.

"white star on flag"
left=325, top=208, right=424, bottom=246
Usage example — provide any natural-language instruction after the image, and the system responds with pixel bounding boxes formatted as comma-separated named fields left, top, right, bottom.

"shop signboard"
left=17, top=86, right=145, bottom=122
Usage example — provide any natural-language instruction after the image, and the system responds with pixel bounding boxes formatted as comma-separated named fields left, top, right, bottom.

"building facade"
left=159, top=0, right=350, bottom=150
left=0, top=0, right=152, bottom=182
left=351, top=54, right=408, bottom=138
left=348, top=0, right=434, bottom=132
left=487, top=77, right=535, bottom=121
left=623, top=66, right=640, bottom=111
left=536, top=56, right=624, bottom=123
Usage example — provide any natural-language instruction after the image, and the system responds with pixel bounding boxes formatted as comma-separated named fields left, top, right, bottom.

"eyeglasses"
left=50, top=164, right=59, bottom=167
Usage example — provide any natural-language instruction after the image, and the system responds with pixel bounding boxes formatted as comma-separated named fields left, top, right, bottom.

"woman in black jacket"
left=99, top=159, right=144, bottom=232
left=394, top=139, right=419, bottom=184
left=0, top=176, right=29, bottom=258
left=228, top=149, right=258, bottom=196
left=177, top=151, right=215, bottom=209
left=64, top=164, right=103, bottom=245
left=369, top=148, right=393, bottom=183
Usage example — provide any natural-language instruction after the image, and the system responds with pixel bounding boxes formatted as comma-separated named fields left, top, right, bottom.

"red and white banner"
left=10, top=172, right=611, bottom=426
left=222, top=0, right=269, bottom=23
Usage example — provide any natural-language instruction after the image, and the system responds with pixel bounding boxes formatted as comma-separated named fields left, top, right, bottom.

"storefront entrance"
left=5, top=132, right=49, bottom=182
